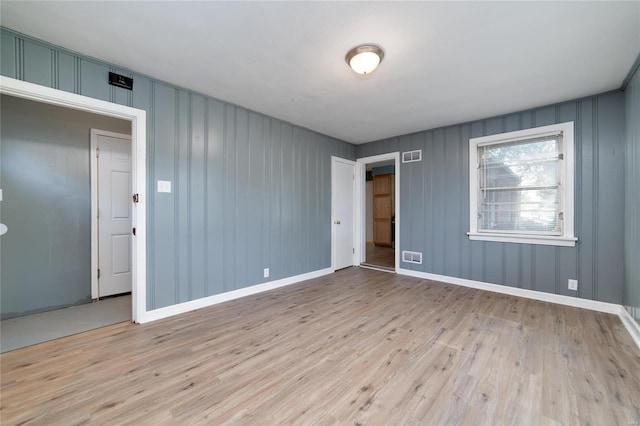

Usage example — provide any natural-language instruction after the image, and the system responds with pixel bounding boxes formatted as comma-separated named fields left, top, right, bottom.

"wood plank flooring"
left=364, top=242, right=395, bottom=268
left=1, top=267, right=639, bottom=425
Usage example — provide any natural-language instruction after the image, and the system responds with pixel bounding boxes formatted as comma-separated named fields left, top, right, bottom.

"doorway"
left=356, top=153, right=400, bottom=272
left=0, top=96, right=135, bottom=352
left=365, top=160, right=396, bottom=269
left=0, top=76, right=147, bottom=329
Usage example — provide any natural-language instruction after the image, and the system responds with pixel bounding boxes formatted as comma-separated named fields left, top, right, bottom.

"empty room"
left=1, top=1, right=639, bottom=425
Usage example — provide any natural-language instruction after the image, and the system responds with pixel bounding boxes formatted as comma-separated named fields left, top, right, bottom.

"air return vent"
left=402, top=150, right=422, bottom=163
left=402, top=250, right=423, bottom=264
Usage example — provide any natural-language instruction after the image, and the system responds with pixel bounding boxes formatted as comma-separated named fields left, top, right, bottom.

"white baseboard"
left=136, top=265, right=640, bottom=351
left=397, top=268, right=640, bottom=350
left=619, top=306, right=640, bottom=350
left=138, top=268, right=333, bottom=323
left=397, top=268, right=621, bottom=314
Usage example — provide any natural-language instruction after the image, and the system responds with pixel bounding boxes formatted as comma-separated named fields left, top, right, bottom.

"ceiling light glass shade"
left=346, top=45, right=384, bottom=75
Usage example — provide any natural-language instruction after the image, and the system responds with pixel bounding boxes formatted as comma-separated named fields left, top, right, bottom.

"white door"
left=97, top=132, right=132, bottom=297
left=332, top=157, right=355, bottom=270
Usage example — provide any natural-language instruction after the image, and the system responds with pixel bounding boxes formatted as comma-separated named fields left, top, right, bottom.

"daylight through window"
left=468, top=122, right=576, bottom=247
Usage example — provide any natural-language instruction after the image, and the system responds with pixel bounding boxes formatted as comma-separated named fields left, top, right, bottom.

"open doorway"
left=356, top=153, right=400, bottom=273
left=0, top=77, right=146, bottom=351
left=0, top=95, right=132, bottom=352
left=364, top=160, right=396, bottom=270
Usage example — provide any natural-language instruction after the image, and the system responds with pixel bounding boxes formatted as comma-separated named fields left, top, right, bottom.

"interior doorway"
left=0, top=97, right=133, bottom=352
left=0, top=76, right=147, bottom=351
left=356, top=153, right=400, bottom=273
left=365, top=160, right=396, bottom=269
left=0, top=76, right=147, bottom=324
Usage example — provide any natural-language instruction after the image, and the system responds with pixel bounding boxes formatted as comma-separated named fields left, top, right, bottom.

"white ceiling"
left=1, top=1, right=639, bottom=144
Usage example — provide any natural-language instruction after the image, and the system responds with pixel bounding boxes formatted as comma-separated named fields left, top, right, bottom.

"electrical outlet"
left=264, top=268, right=269, bottom=278
left=568, top=279, right=578, bottom=291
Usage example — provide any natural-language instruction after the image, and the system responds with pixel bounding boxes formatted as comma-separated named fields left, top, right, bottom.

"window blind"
left=477, top=133, right=563, bottom=234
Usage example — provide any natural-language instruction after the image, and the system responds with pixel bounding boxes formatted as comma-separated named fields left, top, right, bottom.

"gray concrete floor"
left=1, top=295, right=131, bottom=353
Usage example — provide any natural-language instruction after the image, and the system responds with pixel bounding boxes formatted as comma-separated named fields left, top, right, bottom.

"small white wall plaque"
left=157, top=180, right=172, bottom=193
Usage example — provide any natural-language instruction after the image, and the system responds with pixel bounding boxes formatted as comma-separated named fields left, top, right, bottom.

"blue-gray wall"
left=357, top=91, right=625, bottom=304
left=1, top=26, right=632, bottom=313
left=0, top=95, right=130, bottom=318
left=623, top=57, right=640, bottom=323
left=0, top=28, right=356, bottom=311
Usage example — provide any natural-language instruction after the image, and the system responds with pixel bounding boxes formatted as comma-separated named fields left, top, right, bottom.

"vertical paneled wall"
left=357, top=91, right=625, bottom=304
left=0, top=28, right=355, bottom=311
left=624, top=59, right=640, bottom=323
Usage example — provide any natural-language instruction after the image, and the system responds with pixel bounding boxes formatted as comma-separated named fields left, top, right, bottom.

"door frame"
left=331, top=156, right=356, bottom=271
left=0, top=76, right=147, bottom=323
left=355, top=153, right=400, bottom=271
left=90, top=129, right=133, bottom=299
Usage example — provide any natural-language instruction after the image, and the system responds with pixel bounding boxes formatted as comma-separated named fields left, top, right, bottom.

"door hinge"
left=353, top=248, right=355, bottom=254
left=132, top=193, right=139, bottom=203
left=96, top=147, right=100, bottom=158
left=132, top=227, right=136, bottom=236
left=97, top=269, right=100, bottom=279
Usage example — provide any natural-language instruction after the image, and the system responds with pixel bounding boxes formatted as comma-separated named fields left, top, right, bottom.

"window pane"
left=478, top=135, right=562, bottom=234
left=480, top=188, right=559, bottom=232
left=480, top=138, right=560, bottom=189
left=481, top=160, right=559, bottom=189
left=469, top=121, right=574, bottom=245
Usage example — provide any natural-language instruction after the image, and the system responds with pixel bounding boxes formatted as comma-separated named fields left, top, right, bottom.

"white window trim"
left=468, top=122, right=576, bottom=247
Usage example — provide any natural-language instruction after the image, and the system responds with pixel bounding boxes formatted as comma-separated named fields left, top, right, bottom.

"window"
left=468, top=122, right=576, bottom=247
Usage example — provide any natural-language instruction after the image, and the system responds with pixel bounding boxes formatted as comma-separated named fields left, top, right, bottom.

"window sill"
left=467, top=232, right=577, bottom=247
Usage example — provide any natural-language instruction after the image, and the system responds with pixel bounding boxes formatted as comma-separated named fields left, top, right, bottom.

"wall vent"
left=402, top=250, right=423, bottom=264
left=402, top=150, right=422, bottom=163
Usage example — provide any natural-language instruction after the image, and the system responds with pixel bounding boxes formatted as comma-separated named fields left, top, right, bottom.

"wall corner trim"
left=619, top=307, right=640, bottom=351
left=397, top=268, right=640, bottom=350
left=138, top=268, right=333, bottom=323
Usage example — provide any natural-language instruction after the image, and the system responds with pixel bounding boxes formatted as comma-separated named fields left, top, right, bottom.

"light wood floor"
left=364, top=242, right=395, bottom=268
left=1, top=267, right=639, bottom=425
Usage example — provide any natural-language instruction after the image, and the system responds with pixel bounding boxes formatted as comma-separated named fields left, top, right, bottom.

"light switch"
left=157, top=180, right=172, bottom=193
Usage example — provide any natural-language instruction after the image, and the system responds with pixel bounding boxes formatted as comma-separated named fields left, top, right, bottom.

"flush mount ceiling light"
left=345, top=44, right=384, bottom=75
